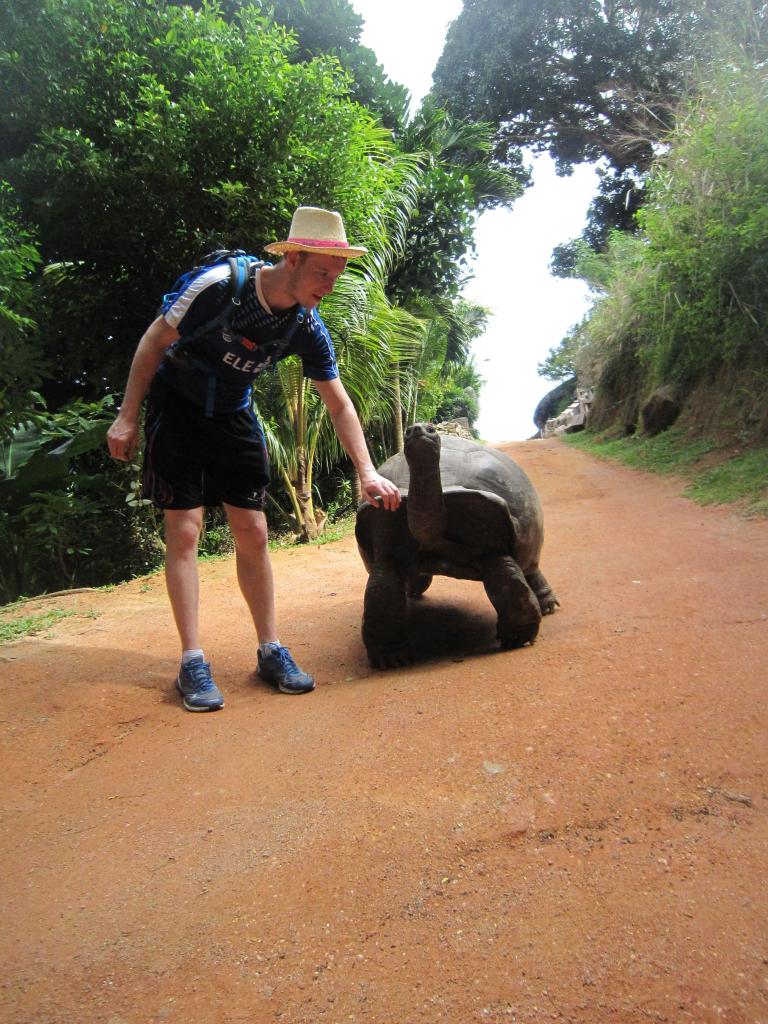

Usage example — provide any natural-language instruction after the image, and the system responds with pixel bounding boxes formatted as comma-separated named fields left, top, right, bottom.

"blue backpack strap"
left=196, top=255, right=252, bottom=417
left=193, top=254, right=252, bottom=344
left=228, top=254, right=250, bottom=306
left=283, top=306, right=307, bottom=345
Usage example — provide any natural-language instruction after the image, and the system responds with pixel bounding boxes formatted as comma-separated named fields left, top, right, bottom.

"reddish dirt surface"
left=2, top=438, right=767, bottom=1024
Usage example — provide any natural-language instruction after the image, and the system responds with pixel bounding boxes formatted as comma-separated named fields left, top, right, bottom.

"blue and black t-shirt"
left=157, top=262, right=339, bottom=414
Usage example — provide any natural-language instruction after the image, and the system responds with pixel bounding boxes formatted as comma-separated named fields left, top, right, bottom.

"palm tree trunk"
left=294, top=449, right=319, bottom=542
left=392, top=365, right=404, bottom=451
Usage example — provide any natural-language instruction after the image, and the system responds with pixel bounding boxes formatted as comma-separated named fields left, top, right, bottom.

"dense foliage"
left=0, top=0, right=499, bottom=599
left=0, top=186, right=46, bottom=437
left=0, top=0, right=411, bottom=400
left=0, top=396, right=164, bottom=600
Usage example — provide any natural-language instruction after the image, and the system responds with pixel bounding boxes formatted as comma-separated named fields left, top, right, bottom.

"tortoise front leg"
left=481, top=554, right=542, bottom=649
left=362, top=559, right=410, bottom=668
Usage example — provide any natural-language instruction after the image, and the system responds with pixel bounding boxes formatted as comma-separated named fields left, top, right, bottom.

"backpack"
left=159, top=249, right=257, bottom=328
left=159, top=249, right=307, bottom=416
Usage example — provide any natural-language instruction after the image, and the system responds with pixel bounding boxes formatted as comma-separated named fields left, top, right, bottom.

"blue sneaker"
left=176, top=657, right=224, bottom=712
left=257, top=644, right=315, bottom=695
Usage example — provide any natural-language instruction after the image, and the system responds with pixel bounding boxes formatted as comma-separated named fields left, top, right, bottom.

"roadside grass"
left=564, top=429, right=768, bottom=515
left=270, top=513, right=357, bottom=550
left=0, top=607, right=79, bottom=644
left=684, top=449, right=768, bottom=511
left=311, top=514, right=357, bottom=546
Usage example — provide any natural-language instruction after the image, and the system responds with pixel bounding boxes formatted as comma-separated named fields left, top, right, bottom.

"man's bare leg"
left=164, top=507, right=204, bottom=651
left=225, top=504, right=314, bottom=693
left=224, top=505, right=277, bottom=644
left=164, top=507, right=223, bottom=710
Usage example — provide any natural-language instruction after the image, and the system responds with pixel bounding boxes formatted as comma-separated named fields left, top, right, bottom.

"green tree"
left=388, top=102, right=522, bottom=302
left=0, top=184, right=47, bottom=439
left=432, top=361, right=484, bottom=427
left=433, top=0, right=753, bottom=174
left=377, top=105, right=518, bottom=450
left=178, top=0, right=411, bottom=130
left=549, top=169, right=647, bottom=276
left=267, top=0, right=410, bottom=130
left=398, top=296, right=488, bottom=431
left=432, top=0, right=765, bottom=250
left=0, top=395, right=161, bottom=601
left=638, top=57, right=768, bottom=384
left=0, top=0, right=411, bottom=401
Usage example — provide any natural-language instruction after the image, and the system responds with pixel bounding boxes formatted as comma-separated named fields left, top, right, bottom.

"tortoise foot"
left=499, top=621, right=540, bottom=649
left=526, top=571, right=559, bottom=616
left=366, top=642, right=413, bottom=669
left=538, top=592, right=560, bottom=615
left=406, top=573, right=433, bottom=599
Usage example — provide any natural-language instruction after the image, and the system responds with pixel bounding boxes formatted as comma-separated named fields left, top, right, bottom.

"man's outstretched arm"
left=313, top=377, right=401, bottom=511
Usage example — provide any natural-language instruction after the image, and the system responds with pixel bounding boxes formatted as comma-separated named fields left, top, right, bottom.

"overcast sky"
left=350, top=0, right=597, bottom=440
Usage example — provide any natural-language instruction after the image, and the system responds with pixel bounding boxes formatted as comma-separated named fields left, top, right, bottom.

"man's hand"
left=105, top=316, right=179, bottom=463
left=312, top=379, right=401, bottom=512
left=360, top=471, right=401, bottom=511
left=107, top=416, right=139, bottom=462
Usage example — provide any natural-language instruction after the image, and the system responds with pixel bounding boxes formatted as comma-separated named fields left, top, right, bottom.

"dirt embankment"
left=2, top=439, right=767, bottom=1024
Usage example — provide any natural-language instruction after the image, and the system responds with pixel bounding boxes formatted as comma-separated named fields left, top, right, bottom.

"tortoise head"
left=404, top=422, right=441, bottom=463
left=403, top=423, right=445, bottom=546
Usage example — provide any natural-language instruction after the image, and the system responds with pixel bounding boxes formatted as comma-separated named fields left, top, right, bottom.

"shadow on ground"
left=403, top=592, right=500, bottom=663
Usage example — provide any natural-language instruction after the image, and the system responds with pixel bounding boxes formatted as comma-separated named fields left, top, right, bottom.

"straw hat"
left=264, top=206, right=367, bottom=259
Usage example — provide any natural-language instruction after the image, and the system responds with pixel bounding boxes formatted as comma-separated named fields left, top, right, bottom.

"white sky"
left=351, top=0, right=597, bottom=440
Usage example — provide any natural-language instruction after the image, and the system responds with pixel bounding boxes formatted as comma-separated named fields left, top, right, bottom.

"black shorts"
left=142, top=378, right=270, bottom=510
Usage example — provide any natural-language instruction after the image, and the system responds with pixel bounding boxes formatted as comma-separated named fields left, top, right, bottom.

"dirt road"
left=2, top=439, right=767, bottom=1024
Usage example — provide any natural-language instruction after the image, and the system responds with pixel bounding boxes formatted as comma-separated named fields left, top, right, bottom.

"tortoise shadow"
left=403, top=594, right=500, bottom=663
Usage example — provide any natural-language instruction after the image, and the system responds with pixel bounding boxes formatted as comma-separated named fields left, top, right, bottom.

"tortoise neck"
left=406, top=456, right=446, bottom=546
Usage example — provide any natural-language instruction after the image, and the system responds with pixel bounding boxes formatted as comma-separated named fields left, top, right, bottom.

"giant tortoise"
left=355, top=423, right=558, bottom=668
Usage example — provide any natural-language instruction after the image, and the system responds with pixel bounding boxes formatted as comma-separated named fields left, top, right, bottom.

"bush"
left=639, top=58, right=768, bottom=385
left=557, top=50, right=768, bottom=438
left=0, top=398, right=164, bottom=602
